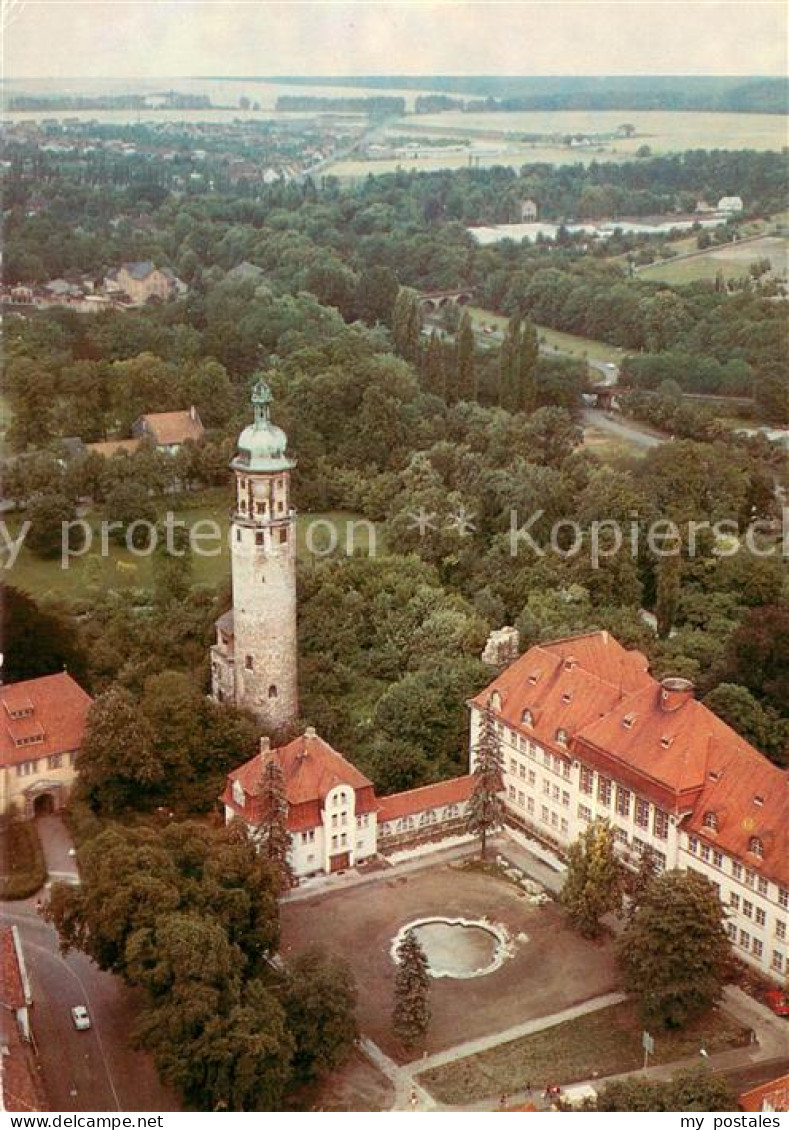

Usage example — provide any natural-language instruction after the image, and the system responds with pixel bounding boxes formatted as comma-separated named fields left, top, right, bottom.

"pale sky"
left=3, top=0, right=788, bottom=80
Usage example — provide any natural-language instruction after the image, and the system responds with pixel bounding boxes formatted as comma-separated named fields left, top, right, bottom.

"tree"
left=284, top=946, right=358, bottom=1081
left=392, top=287, right=423, bottom=363
left=1, top=585, right=87, bottom=683
left=596, top=1069, right=735, bottom=1112
left=354, top=265, right=399, bottom=326
left=561, top=820, right=622, bottom=938
left=152, top=520, right=192, bottom=607
left=254, top=754, right=294, bottom=892
left=25, top=492, right=75, bottom=559
left=77, top=686, right=162, bottom=813
left=392, top=929, right=430, bottom=1049
left=703, top=683, right=789, bottom=767
left=516, top=317, right=539, bottom=413
left=103, top=480, right=157, bottom=548
left=421, top=330, right=445, bottom=398
left=618, top=870, right=731, bottom=1029
left=455, top=311, right=476, bottom=403
left=655, top=554, right=682, bottom=639
left=623, top=845, right=660, bottom=921
left=466, top=703, right=504, bottom=859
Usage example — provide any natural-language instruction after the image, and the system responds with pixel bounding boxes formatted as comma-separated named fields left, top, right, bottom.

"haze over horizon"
left=5, top=1, right=787, bottom=81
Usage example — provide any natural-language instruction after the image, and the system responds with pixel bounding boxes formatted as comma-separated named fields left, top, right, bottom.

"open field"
left=418, top=999, right=751, bottom=1105
left=325, top=110, right=787, bottom=177
left=466, top=306, right=627, bottom=367
left=637, top=234, right=789, bottom=285
left=3, top=491, right=383, bottom=601
left=400, top=110, right=788, bottom=153
left=280, top=863, right=618, bottom=1062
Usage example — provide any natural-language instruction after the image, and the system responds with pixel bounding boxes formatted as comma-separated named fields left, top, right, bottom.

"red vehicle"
left=764, top=989, right=789, bottom=1017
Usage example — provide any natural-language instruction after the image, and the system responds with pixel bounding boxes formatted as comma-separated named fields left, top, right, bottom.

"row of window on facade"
left=234, top=527, right=288, bottom=545
left=498, top=722, right=572, bottom=767
left=298, top=812, right=369, bottom=844
left=381, top=805, right=462, bottom=836
left=687, top=835, right=784, bottom=901
left=726, top=921, right=785, bottom=973
left=16, top=752, right=75, bottom=776
left=577, top=766, right=671, bottom=838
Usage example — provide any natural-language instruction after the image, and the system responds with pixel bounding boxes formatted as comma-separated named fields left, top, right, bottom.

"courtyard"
left=279, top=861, right=618, bottom=1061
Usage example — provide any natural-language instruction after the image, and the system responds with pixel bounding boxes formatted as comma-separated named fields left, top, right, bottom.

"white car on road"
left=71, top=1005, right=91, bottom=1031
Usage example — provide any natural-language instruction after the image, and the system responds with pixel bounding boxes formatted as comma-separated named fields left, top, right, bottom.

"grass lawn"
left=0, top=820, right=47, bottom=899
left=466, top=306, right=626, bottom=367
left=637, top=234, right=788, bottom=286
left=3, top=487, right=384, bottom=602
left=418, top=1000, right=750, bottom=1105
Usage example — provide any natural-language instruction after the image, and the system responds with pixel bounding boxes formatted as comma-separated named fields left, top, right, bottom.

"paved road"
left=582, top=408, right=665, bottom=450
left=2, top=816, right=179, bottom=1112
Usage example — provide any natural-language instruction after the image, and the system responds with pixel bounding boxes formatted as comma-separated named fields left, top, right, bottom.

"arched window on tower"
left=268, top=684, right=278, bottom=699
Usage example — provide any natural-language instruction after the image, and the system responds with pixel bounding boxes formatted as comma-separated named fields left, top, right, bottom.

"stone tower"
left=210, top=377, right=299, bottom=733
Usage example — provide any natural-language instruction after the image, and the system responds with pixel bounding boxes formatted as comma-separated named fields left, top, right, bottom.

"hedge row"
left=0, top=820, right=47, bottom=900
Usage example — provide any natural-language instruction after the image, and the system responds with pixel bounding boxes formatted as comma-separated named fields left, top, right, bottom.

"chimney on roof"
left=304, top=726, right=317, bottom=740
left=659, top=677, right=694, bottom=712
left=190, top=405, right=197, bottom=420
left=564, top=655, right=577, bottom=671
left=259, top=736, right=271, bottom=758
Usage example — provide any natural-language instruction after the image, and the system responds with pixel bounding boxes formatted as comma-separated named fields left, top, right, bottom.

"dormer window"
left=622, top=712, right=637, bottom=729
left=527, top=670, right=541, bottom=686
left=703, top=811, right=718, bottom=831
left=660, top=736, right=673, bottom=749
left=749, top=836, right=764, bottom=859
left=754, top=795, right=764, bottom=807
left=521, top=709, right=534, bottom=728
left=561, top=692, right=573, bottom=705
left=709, top=769, right=721, bottom=782
left=556, top=728, right=568, bottom=748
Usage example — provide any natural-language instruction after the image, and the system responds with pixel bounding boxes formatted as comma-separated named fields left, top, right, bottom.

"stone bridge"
left=418, top=288, right=474, bottom=313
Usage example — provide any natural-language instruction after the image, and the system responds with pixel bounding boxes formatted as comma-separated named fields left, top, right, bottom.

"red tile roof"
left=477, top=631, right=789, bottom=886
left=0, top=673, right=92, bottom=768
left=223, top=730, right=376, bottom=832
left=139, top=408, right=204, bottom=446
left=378, top=775, right=474, bottom=823
left=1, top=1011, right=45, bottom=1111
left=0, top=927, right=28, bottom=1011
left=740, top=1074, right=789, bottom=1112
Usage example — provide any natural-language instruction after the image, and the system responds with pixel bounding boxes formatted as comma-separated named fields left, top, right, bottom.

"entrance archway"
left=33, top=793, right=55, bottom=817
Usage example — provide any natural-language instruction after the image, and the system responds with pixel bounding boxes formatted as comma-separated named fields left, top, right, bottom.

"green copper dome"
left=231, top=377, right=296, bottom=474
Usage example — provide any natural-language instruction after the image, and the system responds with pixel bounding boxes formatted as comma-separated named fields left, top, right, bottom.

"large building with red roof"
left=222, top=626, right=787, bottom=980
left=0, top=673, right=92, bottom=819
left=470, top=630, right=789, bottom=983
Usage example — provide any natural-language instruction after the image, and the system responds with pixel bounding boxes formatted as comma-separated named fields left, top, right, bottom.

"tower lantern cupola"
left=210, top=375, right=299, bottom=733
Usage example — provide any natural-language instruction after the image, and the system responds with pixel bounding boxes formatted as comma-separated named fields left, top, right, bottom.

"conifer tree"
left=455, top=311, right=477, bottom=402
left=498, top=315, right=519, bottom=410
left=422, top=330, right=445, bottom=399
left=517, top=317, right=539, bottom=413
left=466, top=703, right=504, bottom=859
left=655, top=553, right=682, bottom=638
left=392, top=929, right=431, bottom=1048
left=560, top=820, right=623, bottom=938
left=256, top=754, right=294, bottom=892
left=392, top=287, right=423, bottom=363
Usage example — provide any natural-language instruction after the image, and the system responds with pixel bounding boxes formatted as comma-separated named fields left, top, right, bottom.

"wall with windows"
left=378, top=802, right=468, bottom=851
left=681, top=834, right=789, bottom=980
left=1, top=749, right=79, bottom=818
left=470, top=702, right=786, bottom=983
